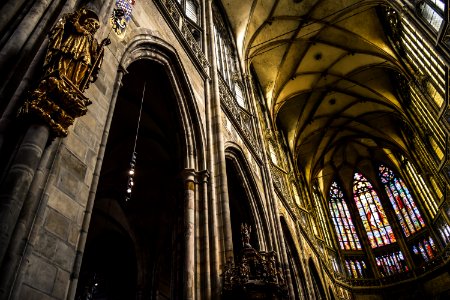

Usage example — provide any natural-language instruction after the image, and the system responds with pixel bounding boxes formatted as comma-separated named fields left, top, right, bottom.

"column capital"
left=180, top=169, right=210, bottom=183
left=180, top=168, right=197, bottom=182
left=197, top=169, right=210, bottom=182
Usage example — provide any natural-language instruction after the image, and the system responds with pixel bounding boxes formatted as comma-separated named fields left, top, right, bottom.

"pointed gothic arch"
left=225, top=145, right=270, bottom=255
left=308, top=258, right=326, bottom=300
left=280, top=217, right=307, bottom=300
left=73, top=33, right=206, bottom=299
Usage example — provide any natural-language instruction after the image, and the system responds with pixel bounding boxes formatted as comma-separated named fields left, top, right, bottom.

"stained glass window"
left=329, top=182, right=361, bottom=250
left=436, top=217, right=450, bottom=245
left=376, top=251, right=407, bottom=277
left=353, top=173, right=396, bottom=248
left=345, top=258, right=367, bottom=279
left=412, top=236, right=437, bottom=264
left=379, top=165, right=425, bottom=237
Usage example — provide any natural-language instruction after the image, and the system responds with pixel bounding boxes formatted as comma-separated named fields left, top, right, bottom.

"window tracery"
left=353, top=173, right=396, bottom=248
left=313, top=187, right=332, bottom=246
left=213, top=6, right=247, bottom=108
left=379, top=165, right=425, bottom=237
left=417, top=0, right=445, bottom=32
left=345, top=258, right=368, bottom=279
left=329, top=182, right=361, bottom=250
left=411, top=236, right=437, bottom=263
left=375, top=251, right=408, bottom=277
left=403, top=160, right=439, bottom=217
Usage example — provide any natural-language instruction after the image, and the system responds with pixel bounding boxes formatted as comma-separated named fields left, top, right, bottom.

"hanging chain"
left=125, top=82, right=146, bottom=201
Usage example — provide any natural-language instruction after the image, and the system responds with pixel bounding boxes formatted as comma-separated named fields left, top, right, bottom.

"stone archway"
left=74, top=35, right=205, bottom=300
left=309, top=258, right=326, bottom=300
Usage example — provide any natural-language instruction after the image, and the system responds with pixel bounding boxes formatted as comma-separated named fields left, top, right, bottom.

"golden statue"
left=44, top=8, right=110, bottom=91
left=20, top=8, right=110, bottom=137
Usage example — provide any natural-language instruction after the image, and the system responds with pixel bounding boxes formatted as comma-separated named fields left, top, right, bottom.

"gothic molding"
left=119, top=32, right=207, bottom=171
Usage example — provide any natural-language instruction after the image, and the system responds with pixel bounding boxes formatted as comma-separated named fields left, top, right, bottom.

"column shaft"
left=0, top=123, right=50, bottom=266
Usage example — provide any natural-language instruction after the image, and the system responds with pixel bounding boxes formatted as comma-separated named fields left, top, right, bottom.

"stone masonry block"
left=60, top=145, right=88, bottom=179
left=53, top=240, right=75, bottom=271
left=47, top=189, right=81, bottom=222
left=33, top=230, right=57, bottom=259
left=52, top=269, right=70, bottom=299
left=68, top=225, right=80, bottom=246
left=73, top=119, right=97, bottom=149
left=77, top=183, right=90, bottom=206
left=80, top=112, right=99, bottom=137
left=55, top=169, right=80, bottom=200
left=19, top=285, right=56, bottom=300
left=22, top=254, right=57, bottom=294
left=44, top=209, right=70, bottom=240
left=65, top=135, right=88, bottom=161
left=94, top=76, right=108, bottom=95
left=86, top=148, right=98, bottom=172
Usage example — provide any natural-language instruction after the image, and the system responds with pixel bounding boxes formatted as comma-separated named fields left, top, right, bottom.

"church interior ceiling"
left=221, top=0, right=411, bottom=192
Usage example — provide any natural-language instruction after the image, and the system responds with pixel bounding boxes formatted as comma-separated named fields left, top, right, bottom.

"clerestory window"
left=353, top=173, right=396, bottom=248
left=379, top=165, right=425, bottom=237
left=417, top=0, right=445, bottom=32
left=329, top=182, right=361, bottom=250
left=213, top=6, right=248, bottom=108
left=175, top=0, right=202, bottom=44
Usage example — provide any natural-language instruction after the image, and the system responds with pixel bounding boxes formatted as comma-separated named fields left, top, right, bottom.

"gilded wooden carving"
left=20, top=8, right=110, bottom=137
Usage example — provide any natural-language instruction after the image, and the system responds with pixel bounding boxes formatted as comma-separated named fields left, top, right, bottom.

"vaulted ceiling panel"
left=221, top=0, right=410, bottom=185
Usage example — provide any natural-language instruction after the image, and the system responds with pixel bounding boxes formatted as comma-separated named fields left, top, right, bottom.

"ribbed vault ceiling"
left=221, top=0, right=411, bottom=189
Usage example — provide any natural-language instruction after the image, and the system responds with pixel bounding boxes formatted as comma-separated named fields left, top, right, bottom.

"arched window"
left=379, top=165, right=425, bottom=237
left=417, top=0, right=445, bottom=32
left=353, top=173, right=396, bottom=248
left=329, top=182, right=361, bottom=250
left=375, top=251, right=408, bottom=276
left=412, top=236, right=437, bottom=263
left=345, top=258, right=368, bottom=279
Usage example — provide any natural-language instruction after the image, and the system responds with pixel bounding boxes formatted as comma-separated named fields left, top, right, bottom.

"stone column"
left=182, top=169, right=196, bottom=300
left=205, top=0, right=233, bottom=297
left=198, top=169, right=211, bottom=299
left=0, top=123, right=50, bottom=266
left=0, top=136, right=58, bottom=299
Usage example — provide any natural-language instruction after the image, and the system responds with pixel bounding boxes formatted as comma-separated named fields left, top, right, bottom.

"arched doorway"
left=76, top=59, right=187, bottom=299
left=309, top=258, right=326, bottom=300
left=225, top=156, right=259, bottom=256
left=280, top=218, right=307, bottom=300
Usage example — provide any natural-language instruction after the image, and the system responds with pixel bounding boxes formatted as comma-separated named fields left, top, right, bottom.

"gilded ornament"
left=20, top=7, right=111, bottom=137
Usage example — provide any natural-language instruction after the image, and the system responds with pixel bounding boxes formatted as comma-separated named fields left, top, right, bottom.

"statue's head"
left=80, top=8, right=100, bottom=34
left=84, top=18, right=100, bottom=34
